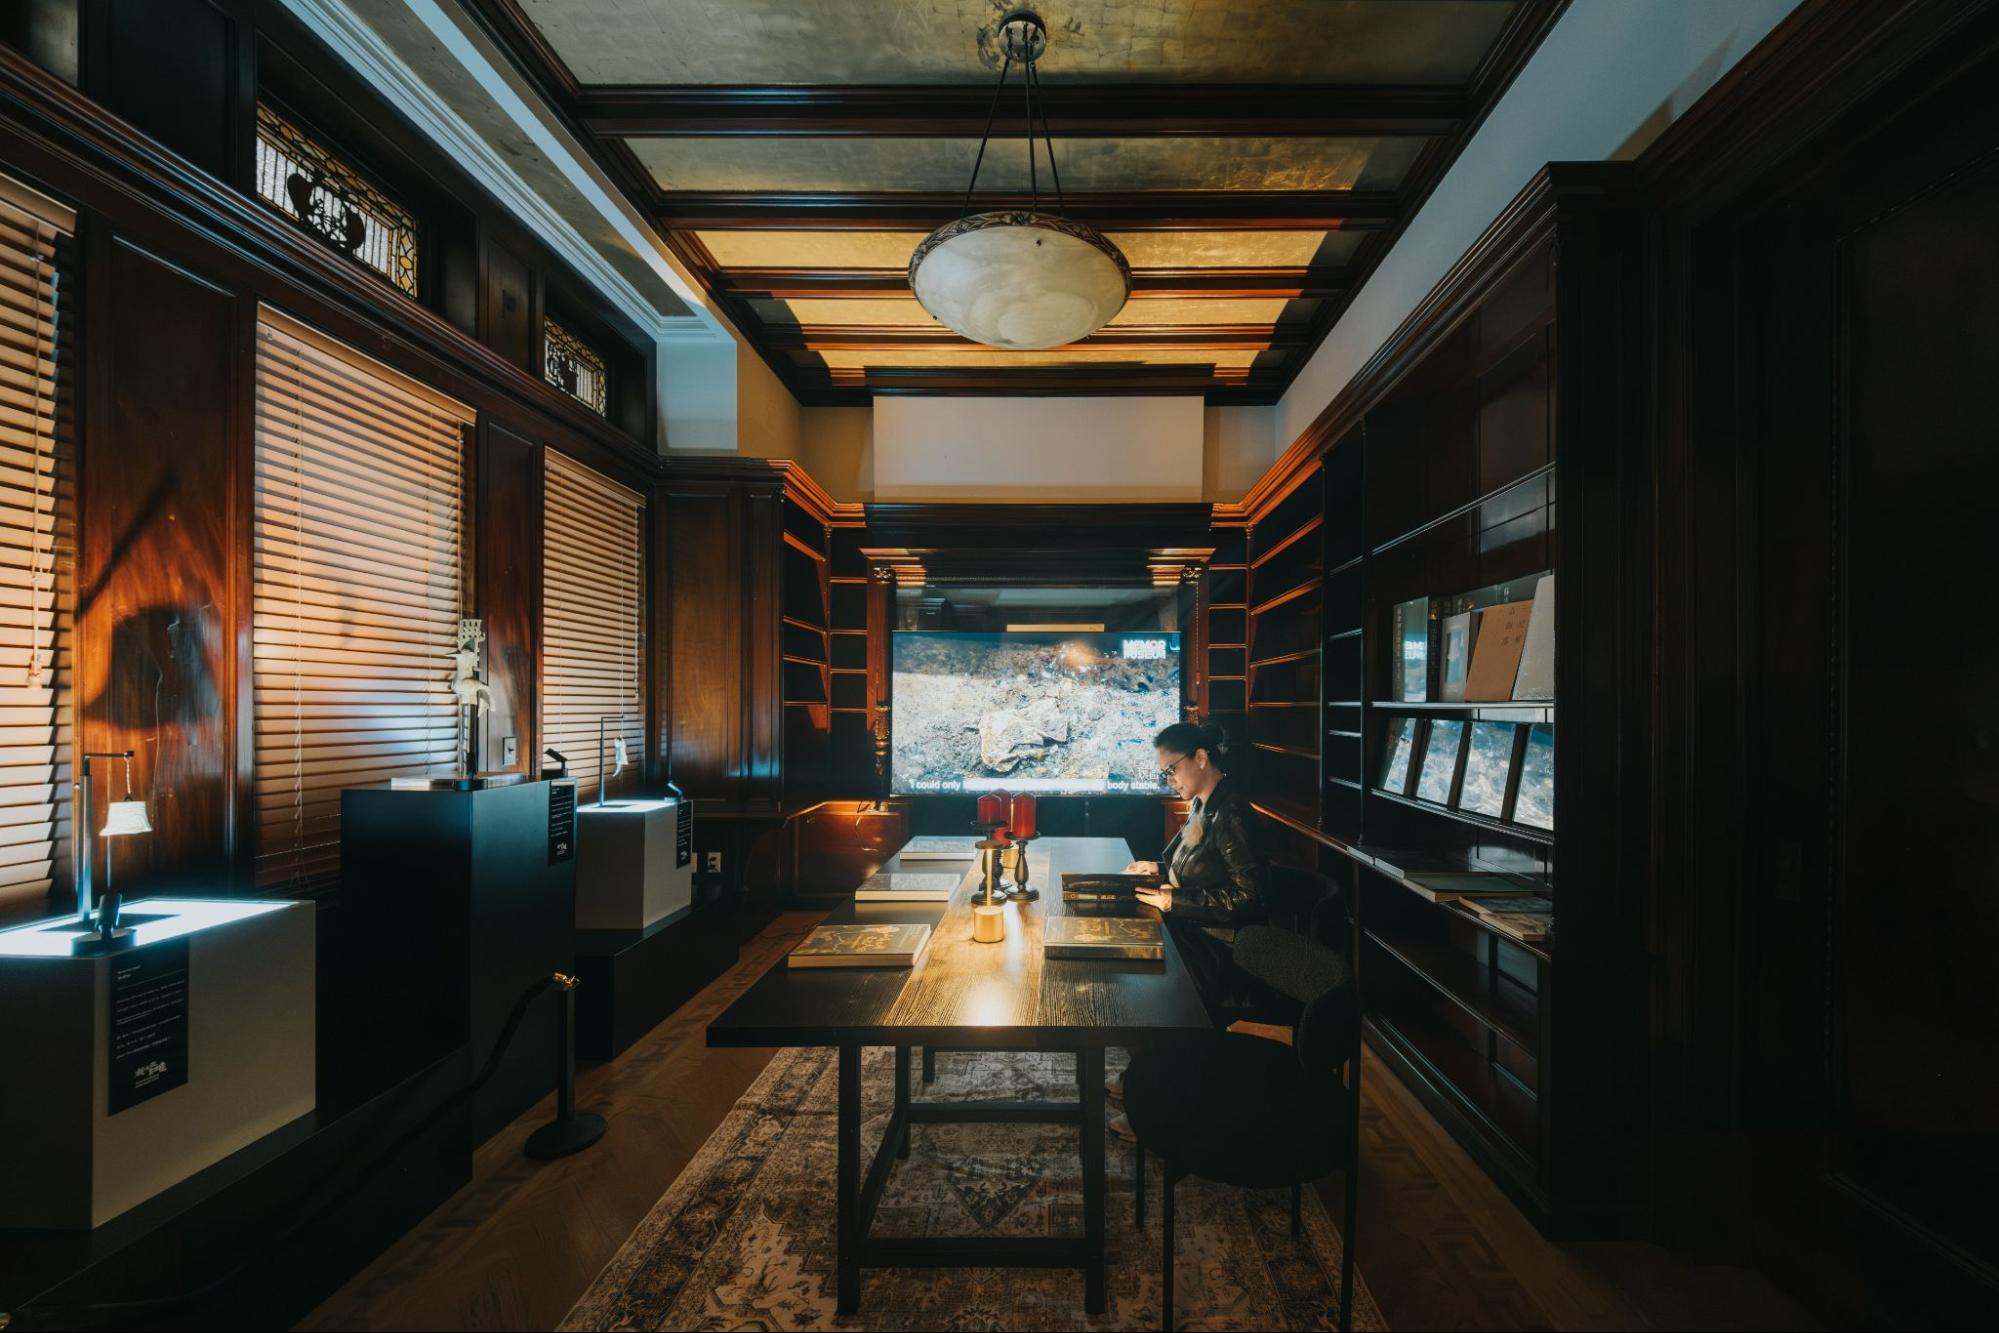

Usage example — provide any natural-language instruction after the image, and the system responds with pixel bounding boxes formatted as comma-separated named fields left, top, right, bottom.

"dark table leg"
left=838, top=1043, right=861, bottom=1315
left=922, top=1046, right=936, bottom=1083
left=894, top=1045, right=912, bottom=1159
left=1080, top=1045, right=1106, bottom=1314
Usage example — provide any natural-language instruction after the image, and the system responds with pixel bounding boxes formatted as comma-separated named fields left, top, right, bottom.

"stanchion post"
left=525, top=973, right=606, bottom=1160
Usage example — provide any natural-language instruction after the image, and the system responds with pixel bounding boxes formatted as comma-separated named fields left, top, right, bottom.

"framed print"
left=1456, top=720, right=1518, bottom=818
left=1513, top=722, right=1554, bottom=830
left=1379, top=716, right=1419, bottom=795
left=1414, top=718, right=1465, bottom=805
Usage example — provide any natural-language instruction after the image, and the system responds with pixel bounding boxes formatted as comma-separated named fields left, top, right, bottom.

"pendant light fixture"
left=908, top=10, right=1130, bottom=350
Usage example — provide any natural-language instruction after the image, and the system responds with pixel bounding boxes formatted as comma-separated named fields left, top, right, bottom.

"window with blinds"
left=542, top=451, right=645, bottom=804
left=252, top=310, right=473, bottom=889
left=0, top=178, right=74, bottom=915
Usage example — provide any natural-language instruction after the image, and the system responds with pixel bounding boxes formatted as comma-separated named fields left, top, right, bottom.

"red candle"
left=978, top=790, right=1008, bottom=829
left=1009, top=792, right=1038, bottom=840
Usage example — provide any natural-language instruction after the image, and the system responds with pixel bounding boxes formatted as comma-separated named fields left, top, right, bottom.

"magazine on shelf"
left=1512, top=574, right=1556, bottom=700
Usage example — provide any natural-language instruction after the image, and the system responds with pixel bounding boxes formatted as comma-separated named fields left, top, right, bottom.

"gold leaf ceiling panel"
left=483, top=0, right=1563, bottom=402
left=633, top=136, right=1428, bottom=195
left=527, top=1, right=1518, bottom=87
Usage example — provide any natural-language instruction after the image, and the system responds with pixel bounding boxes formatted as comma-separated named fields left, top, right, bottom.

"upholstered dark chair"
left=1123, top=893, right=1361, bottom=1331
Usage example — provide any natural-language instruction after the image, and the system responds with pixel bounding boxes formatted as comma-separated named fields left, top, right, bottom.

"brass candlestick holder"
left=1003, top=836, right=1039, bottom=901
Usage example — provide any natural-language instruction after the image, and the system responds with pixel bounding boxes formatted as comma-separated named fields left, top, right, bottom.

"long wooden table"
left=708, top=835, right=1213, bottom=1314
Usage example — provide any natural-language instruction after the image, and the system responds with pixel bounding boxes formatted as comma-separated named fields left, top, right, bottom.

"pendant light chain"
left=1022, top=39, right=1039, bottom=213
left=1029, top=58, right=1066, bottom=216
left=910, top=10, right=1130, bottom=350
left=960, top=54, right=1014, bottom=216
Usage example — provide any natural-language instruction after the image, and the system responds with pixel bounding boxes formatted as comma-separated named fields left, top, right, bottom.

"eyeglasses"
left=1158, top=754, right=1190, bottom=785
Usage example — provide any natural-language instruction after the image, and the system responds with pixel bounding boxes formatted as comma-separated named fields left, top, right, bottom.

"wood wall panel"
left=80, top=236, right=240, bottom=886
left=741, top=484, right=781, bottom=799
left=87, top=0, right=247, bottom=182
left=481, top=241, right=536, bottom=376
left=476, top=422, right=540, bottom=774
left=664, top=485, right=742, bottom=797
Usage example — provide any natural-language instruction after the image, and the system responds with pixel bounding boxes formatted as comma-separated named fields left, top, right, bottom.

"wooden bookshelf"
left=1198, top=525, right=1248, bottom=747
left=779, top=494, right=832, bottom=799
left=1241, top=465, right=1323, bottom=833
left=1202, top=168, right=1638, bottom=1233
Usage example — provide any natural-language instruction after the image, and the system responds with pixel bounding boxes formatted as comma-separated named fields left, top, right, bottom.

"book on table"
left=787, top=923, right=933, bottom=968
left=1060, top=872, right=1162, bottom=900
left=1042, top=916, right=1165, bottom=961
left=853, top=871, right=963, bottom=902
left=896, top=836, right=977, bottom=861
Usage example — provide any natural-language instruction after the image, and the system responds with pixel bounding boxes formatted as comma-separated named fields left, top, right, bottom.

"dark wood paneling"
left=664, top=485, right=743, bottom=797
left=742, top=483, right=782, bottom=798
left=476, top=422, right=541, bottom=773
left=85, top=0, right=245, bottom=181
left=481, top=240, right=536, bottom=374
left=81, top=236, right=240, bottom=885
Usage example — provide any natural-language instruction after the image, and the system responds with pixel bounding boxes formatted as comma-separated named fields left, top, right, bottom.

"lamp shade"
left=102, top=800, right=153, bottom=837
left=909, top=212, right=1131, bottom=350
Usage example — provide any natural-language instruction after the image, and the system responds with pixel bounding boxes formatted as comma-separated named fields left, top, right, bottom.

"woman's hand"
left=1123, top=860, right=1159, bottom=876
left=1135, top=886, right=1172, bottom=914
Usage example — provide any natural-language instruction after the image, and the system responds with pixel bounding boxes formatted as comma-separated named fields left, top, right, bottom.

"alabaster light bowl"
left=909, top=212, right=1131, bottom=350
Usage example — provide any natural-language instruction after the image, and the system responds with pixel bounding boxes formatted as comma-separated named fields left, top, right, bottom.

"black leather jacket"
left=1161, top=777, right=1269, bottom=927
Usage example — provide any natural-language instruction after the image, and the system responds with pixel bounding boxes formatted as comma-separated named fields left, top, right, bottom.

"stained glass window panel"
left=254, top=102, right=420, bottom=297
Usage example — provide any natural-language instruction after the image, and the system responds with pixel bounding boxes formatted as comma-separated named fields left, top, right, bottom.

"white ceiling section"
left=873, top=397, right=1205, bottom=502
left=287, top=0, right=742, bottom=450
left=292, top=1, right=1809, bottom=495
left=1276, top=0, right=1809, bottom=446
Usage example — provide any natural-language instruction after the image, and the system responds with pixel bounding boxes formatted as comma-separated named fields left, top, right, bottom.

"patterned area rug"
left=561, top=1045, right=1385, bottom=1331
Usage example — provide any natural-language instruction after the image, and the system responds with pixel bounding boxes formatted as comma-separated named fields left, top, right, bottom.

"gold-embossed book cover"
left=788, top=923, right=933, bottom=968
left=1042, top=916, right=1164, bottom=961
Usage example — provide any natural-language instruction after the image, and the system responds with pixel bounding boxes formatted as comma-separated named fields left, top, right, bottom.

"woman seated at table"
left=1125, top=720, right=1273, bottom=1021
left=1108, top=721, right=1277, bottom=1140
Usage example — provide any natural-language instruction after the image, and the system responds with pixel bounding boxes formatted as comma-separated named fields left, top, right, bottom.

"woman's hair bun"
left=1153, top=720, right=1234, bottom=771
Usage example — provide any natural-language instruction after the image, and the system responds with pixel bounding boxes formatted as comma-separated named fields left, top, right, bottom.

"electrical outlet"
left=705, top=851, right=723, bottom=872
left=502, top=735, right=518, bottom=765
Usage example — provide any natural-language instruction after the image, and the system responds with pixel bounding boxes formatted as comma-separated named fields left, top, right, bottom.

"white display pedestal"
left=574, top=797, right=693, bottom=931
left=0, top=898, right=316, bottom=1230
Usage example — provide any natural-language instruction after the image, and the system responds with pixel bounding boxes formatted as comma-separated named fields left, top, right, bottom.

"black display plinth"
left=341, top=780, right=576, bottom=1144
left=573, top=899, right=738, bottom=1061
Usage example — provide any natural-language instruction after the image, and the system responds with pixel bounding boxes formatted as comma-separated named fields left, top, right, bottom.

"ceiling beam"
left=577, top=84, right=1466, bottom=138
left=712, top=267, right=1348, bottom=300
left=838, top=365, right=1258, bottom=395
left=657, top=190, right=1399, bottom=229
left=769, top=325, right=1303, bottom=351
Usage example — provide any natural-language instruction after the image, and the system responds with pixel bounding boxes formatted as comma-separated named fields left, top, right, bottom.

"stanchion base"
left=525, top=1111, right=606, bottom=1160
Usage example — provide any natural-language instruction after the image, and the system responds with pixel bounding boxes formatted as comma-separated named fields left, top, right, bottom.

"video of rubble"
left=891, top=632, right=1182, bottom=794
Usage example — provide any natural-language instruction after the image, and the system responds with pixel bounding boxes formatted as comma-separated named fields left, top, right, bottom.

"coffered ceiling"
left=462, top=0, right=1566, bottom=404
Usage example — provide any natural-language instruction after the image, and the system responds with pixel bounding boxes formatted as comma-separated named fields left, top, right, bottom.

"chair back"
left=1232, top=924, right=1359, bottom=1081
left=1265, top=863, right=1350, bottom=944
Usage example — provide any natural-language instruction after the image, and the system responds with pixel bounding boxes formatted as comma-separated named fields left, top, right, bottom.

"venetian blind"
left=541, top=450, right=645, bottom=803
left=252, top=309, right=473, bottom=889
left=0, top=179, right=74, bottom=914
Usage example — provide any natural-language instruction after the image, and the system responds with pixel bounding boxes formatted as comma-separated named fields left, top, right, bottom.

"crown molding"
left=281, top=0, right=730, bottom=346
